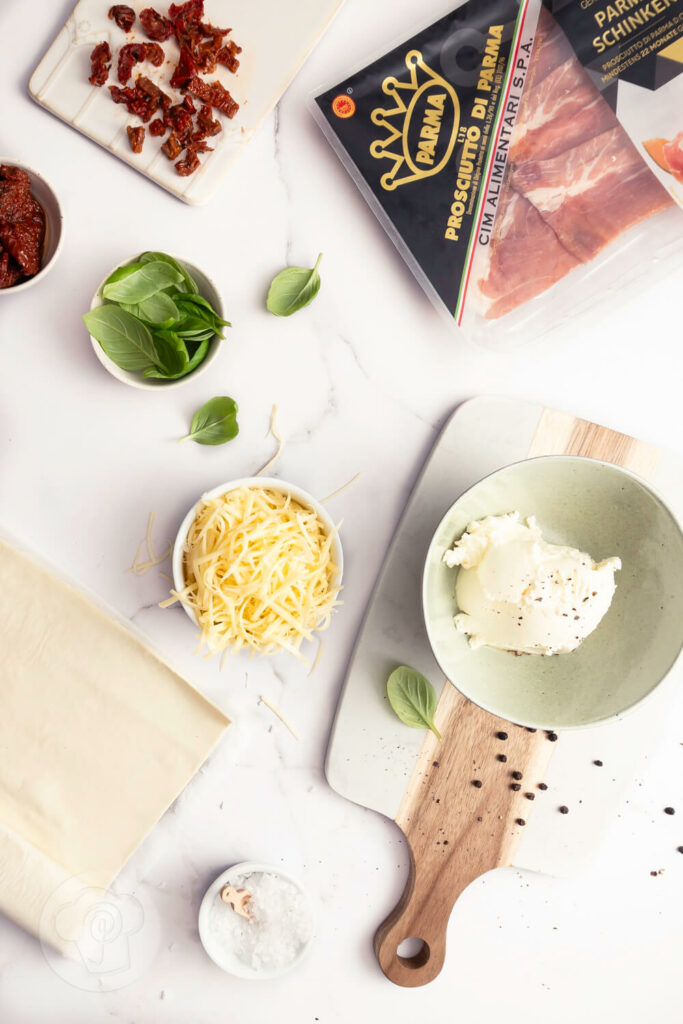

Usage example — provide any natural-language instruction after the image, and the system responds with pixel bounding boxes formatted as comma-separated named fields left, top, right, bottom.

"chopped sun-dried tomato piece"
left=149, top=118, right=167, bottom=137
left=170, top=47, right=198, bottom=90
left=190, top=138, right=213, bottom=154
left=139, top=7, right=173, bottom=41
left=217, top=39, right=241, bottom=73
left=109, top=83, right=158, bottom=122
left=144, top=42, right=164, bottom=67
left=89, top=41, right=111, bottom=86
left=108, top=5, right=136, bottom=32
left=169, top=0, right=205, bottom=29
left=127, top=125, right=145, bottom=154
left=0, top=250, right=22, bottom=289
left=196, top=103, right=221, bottom=137
left=175, top=148, right=201, bottom=176
left=187, top=76, right=238, bottom=118
left=117, top=43, right=146, bottom=84
left=162, top=133, right=183, bottom=160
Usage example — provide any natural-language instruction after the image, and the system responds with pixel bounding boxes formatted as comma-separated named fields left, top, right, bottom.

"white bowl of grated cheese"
left=170, top=477, right=343, bottom=659
left=198, top=862, right=315, bottom=979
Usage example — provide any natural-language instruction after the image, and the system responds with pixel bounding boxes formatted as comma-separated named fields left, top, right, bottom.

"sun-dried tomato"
left=108, top=5, right=135, bottom=32
left=175, top=148, right=201, bottom=176
left=187, top=76, right=238, bottom=118
left=161, top=133, right=183, bottom=160
left=127, top=125, right=145, bottom=153
left=169, top=47, right=198, bottom=90
left=109, top=83, right=158, bottom=122
left=139, top=7, right=173, bottom=41
left=144, top=42, right=164, bottom=67
left=0, top=165, right=45, bottom=283
left=89, top=41, right=111, bottom=86
left=190, top=138, right=213, bottom=153
left=217, top=39, right=241, bottom=73
left=117, top=43, right=146, bottom=84
left=149, top=118, right=167, bottom=137
left=196, top=103, right=221, bottom=137
left=169, top=0, right=205, bottom=30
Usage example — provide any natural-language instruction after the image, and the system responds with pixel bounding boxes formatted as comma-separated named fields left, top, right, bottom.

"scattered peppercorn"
left=472, top=779, right=483, bottom=788
left=525, top=792, right=535, bottom=800
left=538, top=782, right=548, bottom=791
left=547, top=732, right=558, bottom=742
left=511, top=770, right=523, bottom=780
left=432, top=761, right=440, bottom=767
left=497, top=731, right=508, bottom=740
left=559, top=805, right=569, bottom=814
left=677, top=847, right=683, bottom=854
left=511, top=783, right=521, bottom=791
left=477, top=816, right=483, bottom=822
left=497, top=754, right=508, bottom=763
left=650, top=870, right=658, bottom=877
left=593, top=760, right=603, bottom=766
left=664, top=807, right=675, bottom=815
left=516, top=818, right=526, bottom=826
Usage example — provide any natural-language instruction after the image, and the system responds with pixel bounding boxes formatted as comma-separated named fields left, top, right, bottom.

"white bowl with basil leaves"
left=84, top=252, right=230, bottom=389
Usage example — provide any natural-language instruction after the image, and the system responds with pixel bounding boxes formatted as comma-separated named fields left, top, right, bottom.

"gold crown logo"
left=370, top=50, right=460, bottom=191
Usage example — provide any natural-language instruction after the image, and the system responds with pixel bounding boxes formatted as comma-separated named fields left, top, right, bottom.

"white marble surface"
left=1, top=0, right=682, bottom=1020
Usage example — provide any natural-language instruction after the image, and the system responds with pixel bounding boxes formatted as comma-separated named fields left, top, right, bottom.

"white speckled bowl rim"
left=198, top=862, right=316, bottom=980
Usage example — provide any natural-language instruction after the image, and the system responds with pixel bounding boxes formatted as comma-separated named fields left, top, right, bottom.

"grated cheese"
left=258, top=695, right=300, bottom=739
left=321, top=472, right=361, bottom=504
left=161, top=486, right=341, bottom=660
left=127, top=512, right=171, bottom=576
left=256, top=405, right=284, bottom=477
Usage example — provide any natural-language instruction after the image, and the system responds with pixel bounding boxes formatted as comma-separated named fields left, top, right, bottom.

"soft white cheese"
left=443, top=513, right=621, bottom=655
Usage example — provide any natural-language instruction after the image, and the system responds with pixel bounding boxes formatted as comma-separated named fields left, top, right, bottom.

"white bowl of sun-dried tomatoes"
left=0, top=161, right=63, bottom=293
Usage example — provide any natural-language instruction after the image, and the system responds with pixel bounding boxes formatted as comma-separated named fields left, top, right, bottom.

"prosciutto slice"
left=513, top=127, right=673, bottom=262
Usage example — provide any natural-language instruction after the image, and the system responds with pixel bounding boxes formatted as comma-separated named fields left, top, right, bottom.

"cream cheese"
left=443, top=513, right=621, bottom=655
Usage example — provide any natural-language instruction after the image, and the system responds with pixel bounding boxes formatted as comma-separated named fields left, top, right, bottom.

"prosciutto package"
left=314, top=0, right=683, bottom=343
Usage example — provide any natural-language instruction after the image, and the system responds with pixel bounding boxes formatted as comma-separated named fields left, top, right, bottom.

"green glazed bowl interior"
left=423, top=456, right=683, bottom=729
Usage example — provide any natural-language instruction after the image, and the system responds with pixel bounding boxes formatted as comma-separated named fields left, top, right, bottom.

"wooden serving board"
left=326, top=397, right=682, bottom=987
left=29, top=0, right=344, bottom=204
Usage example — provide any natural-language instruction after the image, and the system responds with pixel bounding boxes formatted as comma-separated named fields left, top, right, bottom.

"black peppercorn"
left=547, top=731, right=558, bottom=742
left=511, top=783, right=521, bottom=792
left=511, top=770, right=523, bottom=780
left=516, top=818, right=526, bottom=826
left=472, top=779, right=483, bottom=788
left=593, top=760, right=603, bottom=767
left=525, top=792, right=535, bottom=800
left=664, top=807, right=675, bottom=815
left=497, top=731, right=508, bottom=740
left=559, top=805, right=569, bottom=814
left=538, top=782, right=548, bottom=791
left=497, top=754, right=507, bottom=763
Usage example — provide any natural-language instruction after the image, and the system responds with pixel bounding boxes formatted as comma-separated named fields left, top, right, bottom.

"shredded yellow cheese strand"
left=256, top=405, right=284, bottom=476
left=321, top=472, right=362, bottom=504
left=308, top=639, right=325, bottom=677
left=259, top=695, right=300, bottom=739
left=127, top=512, right=172, bottom=576
left=161, top=486, right=341, bottom=659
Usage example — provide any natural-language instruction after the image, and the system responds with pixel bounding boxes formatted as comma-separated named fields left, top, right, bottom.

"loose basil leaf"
left=150, top=330, right=189, bottom=377
left=102, top=262, right=143, bottom=288
left=83, top=306, right=158, bottom=371
left=175, top=293, right=231, bottom=327
left=140, top=251, right=199, bottom=294
left=102, top=261, right=183, bottom=304
left=266, top=253, right=322, bottom=317
left=122, top=291, right=180, bottom=326
left=180, top=396, right=239, bottom=445
left=386, top=666, right=441, bottom=740
left=143, top=337, right=210, bottom=380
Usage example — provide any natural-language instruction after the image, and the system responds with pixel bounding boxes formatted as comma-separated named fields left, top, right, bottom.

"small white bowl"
left=0, top=160, right=63, bottom=294
left=198, top=862, right=315, bottom=980
left=172, top=475, right=344, bottom=627
left=88, top=252, right=224, bottom=389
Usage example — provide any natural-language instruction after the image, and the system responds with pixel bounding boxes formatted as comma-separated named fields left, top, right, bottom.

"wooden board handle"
left=375, top=685, right=555, bottom=986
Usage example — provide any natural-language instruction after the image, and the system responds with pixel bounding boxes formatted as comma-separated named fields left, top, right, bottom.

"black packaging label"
left=315, top=0, right=534, bottom=319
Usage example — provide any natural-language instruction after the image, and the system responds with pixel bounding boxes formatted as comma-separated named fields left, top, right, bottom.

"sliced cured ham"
left=512, top=127, right=674, bottom=262
left=524, top=5, right=575, bottom=87
left=511, top=57, right=618, bottom=163
left=475, top=189, right=579, bottom=320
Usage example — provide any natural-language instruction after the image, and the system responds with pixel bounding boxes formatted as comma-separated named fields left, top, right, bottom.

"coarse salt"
left=207, top=871, right=313, bottom=973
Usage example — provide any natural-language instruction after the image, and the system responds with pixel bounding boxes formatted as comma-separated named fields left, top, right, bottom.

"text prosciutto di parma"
left=88, top=1, right=241, bottom=177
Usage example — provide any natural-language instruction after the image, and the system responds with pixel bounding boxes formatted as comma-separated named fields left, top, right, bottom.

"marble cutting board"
left=326, top=396, right=682, bottom=982
left=29, top=0, right=344, bottom=204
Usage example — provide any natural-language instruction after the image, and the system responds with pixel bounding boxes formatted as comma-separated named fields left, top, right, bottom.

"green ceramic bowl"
left=423, top=456, right=683, bottom=730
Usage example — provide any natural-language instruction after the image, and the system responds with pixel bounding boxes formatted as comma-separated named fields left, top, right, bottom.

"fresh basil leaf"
left=266, top=253, right=322, bottom=317
left=143, top=337, right=210, bottom=380
left=175, top=293, right=231, bottom=327
left=83, top=306, right=158, bottom=371
left=140, top=251, right=199, bottom=294
left=122, top=291, right=180, bottom=326
left=102, top=262, right=143, bottom=288
left=180, top=396, right=239, bottom=445
left=386, top=666, right=441, bottom=740
left=102, top=261, right=183, bottom=304
left=150, top=330, right=189, bottom=377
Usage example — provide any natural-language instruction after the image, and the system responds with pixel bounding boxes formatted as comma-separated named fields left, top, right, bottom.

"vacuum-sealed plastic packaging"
left=313, top=0, right=683, bottom=343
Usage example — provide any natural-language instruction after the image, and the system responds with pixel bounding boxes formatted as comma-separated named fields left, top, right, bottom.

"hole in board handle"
left=396, top=937, right=430, bottom=969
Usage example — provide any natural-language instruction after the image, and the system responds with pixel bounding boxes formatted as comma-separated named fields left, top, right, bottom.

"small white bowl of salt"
left=198, top=862, right=315, bottom=979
